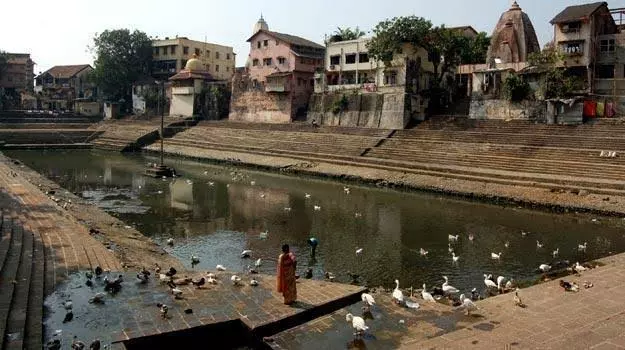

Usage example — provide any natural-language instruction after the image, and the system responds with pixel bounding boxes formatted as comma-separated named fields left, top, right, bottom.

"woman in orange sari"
left=277, top=244, right=297, bottom=305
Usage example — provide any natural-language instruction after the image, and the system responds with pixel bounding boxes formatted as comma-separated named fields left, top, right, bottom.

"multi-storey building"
left=0, top=53, right=35, bottom=93
left=151, top=37, right=235, bottom=81
left=34, top=64, right=95, bottom=110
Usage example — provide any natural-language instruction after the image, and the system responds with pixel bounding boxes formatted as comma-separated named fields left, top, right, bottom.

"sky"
left=2, top=0, right=624, bottom=73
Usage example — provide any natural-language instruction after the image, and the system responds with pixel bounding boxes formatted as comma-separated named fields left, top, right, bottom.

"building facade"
left=34, top=64, right=95, bottom=111
left=151, top=37, right=235, bottom=81
left=229, top=16, right=324, bottom=123
left=0, top=53, right=35, bottom=109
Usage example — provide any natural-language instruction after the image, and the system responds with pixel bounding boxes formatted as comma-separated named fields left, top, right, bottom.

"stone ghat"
left=43, top=270, right=365, bottom=349
left=146, top=118, right=625, bottom=215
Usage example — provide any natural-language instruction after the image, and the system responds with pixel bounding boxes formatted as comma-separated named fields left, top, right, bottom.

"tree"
left=527, top=43, right=583, bottom=99
left=326, top=27, right=366, bottom=44
left=459, top=32, right=490, bottom=65
left=367, top=16, right=433, bottom=66
left=502, top=74, right=531, bottom=102
left=90, top=29, right=153, bottom=103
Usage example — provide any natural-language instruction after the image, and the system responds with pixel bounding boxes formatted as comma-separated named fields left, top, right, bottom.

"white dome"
left=253, top=14, right=269, bottom=34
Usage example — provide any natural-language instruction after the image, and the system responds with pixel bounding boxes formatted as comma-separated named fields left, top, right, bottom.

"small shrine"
left=168, top=55, right=213, bottom=117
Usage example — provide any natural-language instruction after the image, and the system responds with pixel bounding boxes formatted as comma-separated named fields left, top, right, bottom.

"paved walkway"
left=268, top=252, right=625, bottom=349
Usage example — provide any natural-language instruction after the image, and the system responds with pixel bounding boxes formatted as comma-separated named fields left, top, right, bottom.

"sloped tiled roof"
left=41, top=64, right=92, bottom=79
left=550, top=2, right=607, bottom=24
left=247, top=30, right=324, bottom=49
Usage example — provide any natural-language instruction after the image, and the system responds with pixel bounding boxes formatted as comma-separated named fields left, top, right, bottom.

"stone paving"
left=43, top=269, right=364, bottom=348
left=269, top=252, right=625, bottom=350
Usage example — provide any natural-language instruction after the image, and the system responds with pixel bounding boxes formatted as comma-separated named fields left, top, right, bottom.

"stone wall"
left=469, top=98, right=546, bottom=121
left=229, top=69, right=293, bottom=124
left=307, top=92, right=410, bottom=129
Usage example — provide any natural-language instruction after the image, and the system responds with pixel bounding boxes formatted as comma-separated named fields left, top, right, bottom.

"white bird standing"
left=491, top=252, right=502, bottom=260
left=356, top=248, right=363, bottom=255
left=346, top=313, right=369, bottom=337
left=451, top=252, right=460, bottom=263
left=361, top=293, right=375, bottom=311
left=419, top=248, right=428, bottom=256
left=497, top=276, right=506, bottom=292
left=216, top=265, right=226, bottom=271
left=484, top=274, right=498, bottom=289
left=254, top=258, right=262, bottom=267
left=442, top=276, right=460, bottom=295
left=578, top=242, right=588, bottom=251
left=305, top=193, right=311, bottom=199
left=457, top=294, right=478, bottom=315
left=574, top=262, right=587, bottom=273
left=392, top=279, right=404, bottom=304
left=421, top=284, right=435, bottom=302
left=448, top=234, right=459, bottom=242
left=171, top=287, right=183, bottom=299
left=536, top=240, right=543, bottom=249
left=313, top=205, right=321, bottom=211
left=552, top=248, right=559, bottom=258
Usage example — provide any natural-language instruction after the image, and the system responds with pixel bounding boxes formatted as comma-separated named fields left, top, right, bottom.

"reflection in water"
left=7, top=149, right=625, bottom=294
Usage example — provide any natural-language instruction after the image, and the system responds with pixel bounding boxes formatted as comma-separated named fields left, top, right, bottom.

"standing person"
left=277, top=244, right=297, bottom=305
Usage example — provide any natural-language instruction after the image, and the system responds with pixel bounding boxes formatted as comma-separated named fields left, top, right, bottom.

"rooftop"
left=550, top=2, right=608, bottom=24
left=39, top=64, right=92, bottom=79
left=247, top=30, right=324, bottom=50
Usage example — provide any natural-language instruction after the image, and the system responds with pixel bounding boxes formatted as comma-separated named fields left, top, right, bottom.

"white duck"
left=361, top=293, right=375, bottom=311
left=171, top=287, right=183, bottom=299
left=241, top=250, right=252, bottom=258
left=504, top=241, right=510, bottom=248
left=421, top=284, right=435, bottom=302
left=250, top=279, right=259, bottom=286
left=305, top=193, right=311, bottom=199
left=491, top=252, right=502, bottom=260
left=536, top=240, right=543, bottom=249
left=448, top=234, right=459, bottom=242
left=343, top=187, right=351, bottom=194
left=216, top=265, right=226, bottom=271
left=259, top=231, right=268, bottom=239
left=484, top=274, right=498, bottom=289
left=313, top=205, right=322, bottom=211
left=451, top=252, right=460, bottom=263
left=356, top=248, right=363, bottom=255
left=166, top=238, right=174, bottom=246
left=442, top=276, right=460, bottom=295
left=457, top=294, right=478, bottom=315
left=538, top=264, right=551, bottom=272
left=552, top=248, right=559, bottom=258
left=346, top=313, right=368, bottom=337
left=392, top=279, right=404, bottom=304
left=231, top=275, right=242, bottom=286
left=254, top=258, right=262, bottom=267
left=574, top=262, right=587, bottom=273
left=497, top=276, right=506, bottom=291
left=578, top=242, right=588, bottom=251
left=419, top=248, right=428, bottom=256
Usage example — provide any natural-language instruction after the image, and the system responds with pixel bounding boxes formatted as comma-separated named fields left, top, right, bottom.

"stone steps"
left=0, top=214, right=24, bottom=348
left=23, top=226, right=44, bottom=350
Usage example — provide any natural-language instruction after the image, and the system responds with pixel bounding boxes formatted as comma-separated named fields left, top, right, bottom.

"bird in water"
left=305, top=193, right=311, bottom=199
left=88, top=292, right=106, bottom=304
left=578, top=242, right=588, bottom=251
left=448, top=234, right=459, bottom=242
left=456, top=294, right=478, bottom=315
left=308, top=237, right=319, bottom=255
left=451, top=252, right=460, bottom=263
left=361, top=293, right=375, bottom=312
left=536, top=240, right=543, bottom=249
left=216, top=265, right=226, bottom=271
left=89, top=339, right=101, bottom=350
left=421, top=284, right=435, bottom=302
left=419, top=248, right=428, bottom=256
left=255, top=258, right=262, bottom=267
left=191, top=255, right=200, bottom=265
left=521, top=230, right=528, bottom=237
left=166, top=238, right=174, bottom=246
left=94, top=266, right=103, bottom=277
left=241, top=250, right=252, bottom=258
left=63, top=311, right=74, bottom=323
left=136, top=272, right=149, bottom=284
left=313, top=205, right=321, bottom=211
left=504, top=241, right=510, bottom=248
left=71, top=336, right=85, bottom=350
left=157, top=303, right=168, bottom=318
left=104, top=275, right=123, bottom=293
left=355, top=248, right=363, bottom=255
left=305, top=268, right=313, bottom=279
left=259, top=231, right=269, bottom=240
left=552, top=248, right=559, bottom=257
left=468, top=233, right=475, bottom=242
left=491, top=252, right=502, bottom=260
left=538, top=264, right=551, bottom=273
left=346, top=313, right=368, bottom=338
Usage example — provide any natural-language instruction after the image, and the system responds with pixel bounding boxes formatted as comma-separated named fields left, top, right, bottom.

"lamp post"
left=144, top=79, right=176, bottom=178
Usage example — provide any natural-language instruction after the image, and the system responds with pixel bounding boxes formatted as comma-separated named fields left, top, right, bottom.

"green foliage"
left=502, top=74, right=531, bottom=102
left=528, top=42, right=562, bottom=66
left=90, top=29, right=153, bottom=102
left=459, top=32, right=491, bottom=65
left=367, top=16, right=433, bottom=65
left=332, top=95, right=349, bottom=114
left=539, top=69, right=583, bottom=99
left=140, top=87, right=161, bottom=110
left=326, top=27, right=366, bottom=44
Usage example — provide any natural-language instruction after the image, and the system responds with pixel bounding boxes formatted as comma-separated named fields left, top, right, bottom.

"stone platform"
left=43, top=270, right=365, bottom=348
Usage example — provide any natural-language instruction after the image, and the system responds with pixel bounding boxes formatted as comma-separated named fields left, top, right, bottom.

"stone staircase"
left=0, top=210, right=46, bottom=350
left=155, top=119, right=625, bottom=196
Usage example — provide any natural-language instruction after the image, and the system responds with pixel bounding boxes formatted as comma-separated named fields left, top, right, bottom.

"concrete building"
left=34, top=64, right=95, bottom=111
left=0, top=53, right=35, bottom=109
left=168, top=56, right=217, bottom=117
left=152, top=37, right=235, bottom=81
left=229, top=16, right=324, bottom=123
left=308, top=37, right=435, bottom=128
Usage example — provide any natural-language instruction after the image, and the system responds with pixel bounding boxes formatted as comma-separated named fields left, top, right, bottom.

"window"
left=226, top=53, right=231, bottom=60
left=183, top=46, right=189, bottom=55
left=216, top=52, right=220, bottom=59
left=297, top=78, right=302, bottom=86
left=600, top=39, right=615, bottom=53
left=257, top=41, right=261, bottom=49
left=562, top=41, right=583, bottom=54
left=170, top=45, right=176, bottom=54
left=162, top=47, right=168, bottom=55
left=195, top=48, right=201, bottom=56
left=596, top=65, right=615, bottom=79
left=562, top=21, right=581, bottom=33
left=384, top=71, right=397, bottom=85
left=263, top=58, right=272, bottom=66
left=345, top=54, right=357, bottom=64
left=215, top=64, right=220, bottom=72
left=330, top=55, right=340, bottom=65
left=154, top=47, right=160, bottom=56
left=206, top=64, right=210, bottom=71
left=206, top=50, right=210, bottom=57
left=278, top=57, right=286, bottom=65
left=263, top=40, right=269, bottom=47
left=359, top=53, right=369, bottom=63
left=252, top=59, right=260, bottom=67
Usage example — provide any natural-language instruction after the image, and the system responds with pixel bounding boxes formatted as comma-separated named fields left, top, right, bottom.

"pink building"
left=229, top=16, right=325, bottom=123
